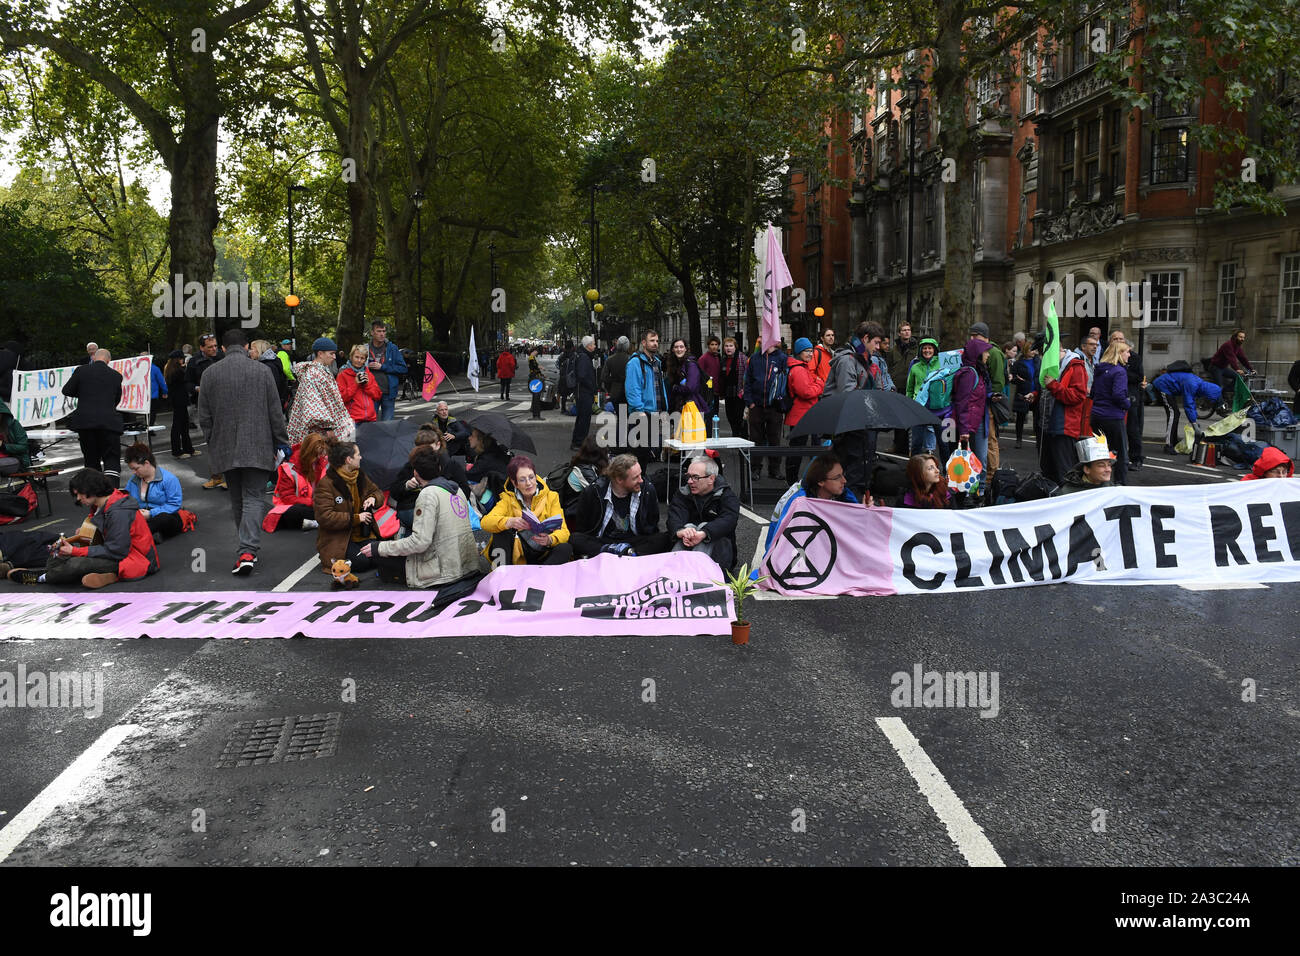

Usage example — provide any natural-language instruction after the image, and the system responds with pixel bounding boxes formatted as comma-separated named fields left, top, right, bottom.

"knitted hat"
left=793, top=337, right=814, bottom=355
left=312, top=337, right=338, bottom=352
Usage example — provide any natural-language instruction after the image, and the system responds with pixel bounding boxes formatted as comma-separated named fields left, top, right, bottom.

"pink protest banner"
left=0, top=553, right=734, bottom=640
left=760, top=480, right=1300, bottom=597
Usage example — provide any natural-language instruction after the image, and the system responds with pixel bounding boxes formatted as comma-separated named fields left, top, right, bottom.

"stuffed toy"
left=330, top=558, right=359, bottom=589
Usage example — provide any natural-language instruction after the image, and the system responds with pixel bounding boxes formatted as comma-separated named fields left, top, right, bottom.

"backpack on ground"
left=0, top=481, right=36, bottom=524
left=988, top=467, right=1020, bottom=506
left=1014, top=472, right=1057, bottom=502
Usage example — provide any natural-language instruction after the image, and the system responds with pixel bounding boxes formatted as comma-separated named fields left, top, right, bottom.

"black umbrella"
left=787, top=390, right=941, bottom=440
left=354, top=417, right=420, bottom=490
left=458, top=410, right=537, bottom=454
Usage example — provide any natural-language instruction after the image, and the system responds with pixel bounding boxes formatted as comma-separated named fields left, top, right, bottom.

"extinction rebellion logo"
left=575, top=577, right=728, bottom=620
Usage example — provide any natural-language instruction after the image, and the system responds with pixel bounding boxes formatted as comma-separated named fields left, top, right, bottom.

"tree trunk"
left=934, top=8, right=975, bottom=352
left=164, top=107, right=220, bottom=348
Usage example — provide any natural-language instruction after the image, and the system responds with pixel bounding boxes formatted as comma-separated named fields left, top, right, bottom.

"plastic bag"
left=946, top=446, right=983, bottom=493
left=674, top=401, right=707, bottom=444
left=1174, top=424, right=1196, bottom=455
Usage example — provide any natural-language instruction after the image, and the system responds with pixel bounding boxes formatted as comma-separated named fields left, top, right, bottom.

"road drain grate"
left=216, top=713, right=342, bottom=768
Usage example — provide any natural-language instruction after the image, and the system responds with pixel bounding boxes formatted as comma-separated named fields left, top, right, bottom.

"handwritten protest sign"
left=9, top=355, right=152, bottom=427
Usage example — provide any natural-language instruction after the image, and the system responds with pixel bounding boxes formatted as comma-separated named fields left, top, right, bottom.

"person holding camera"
left=338, top=344, right=383, bottom=425
left=312, top=441, right=395, bottom=576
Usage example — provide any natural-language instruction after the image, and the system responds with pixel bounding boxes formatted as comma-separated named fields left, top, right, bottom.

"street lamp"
left=287, top=183, right=308, bottom=353
left=905, top=73, right=923, bottom=342
left=412, top=188, right=425, bottom=357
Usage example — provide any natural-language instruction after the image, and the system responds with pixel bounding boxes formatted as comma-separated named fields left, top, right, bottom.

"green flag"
left=1039, top=299, right=1060, bottom=386
left=1230, top=369, right=1253, bottom=413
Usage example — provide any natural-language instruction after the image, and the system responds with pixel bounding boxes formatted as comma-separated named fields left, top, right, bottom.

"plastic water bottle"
left=712, top=414, right=719, bottom=440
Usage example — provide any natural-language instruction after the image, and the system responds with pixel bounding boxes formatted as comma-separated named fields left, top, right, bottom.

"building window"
left=1146, top=271, right=1183, bottom=325
left=1058, top=129, right=1076, bottom=208
left=1023, top=41, right=1039, bottom=114
left=973, top=161, right=984, bottom=247
left=923, top=184, right=937, bottom=253
left=876, top=69, right=889, bottom=116
left=1150, top=127, right=1189, bottom=184
left=1281, top=253, right=1300, bottom=322
left=1108, top=108, right=1124, bottom=193
left=808, top=256, right=821, bottom=301
left=892, top=196, right=903, bottom=269
left=976, top=70, right=993, bottom=105
left=1217, top=262, right=1238, bottom=325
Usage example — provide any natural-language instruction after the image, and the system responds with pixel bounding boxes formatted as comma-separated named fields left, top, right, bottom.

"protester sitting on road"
left=565, top=453, right=671, bottom=558
left=1091, top=340, right=1133, bottom=485
left=0, top=395, right=31, bottom=474
left=390, top=425, right=470, bottom=529
left=263, top=432, right=330, bottom=533
left=465, top=427, right=510, bottom=492
left=356, top=450, right=490, bottom=591
left=123, top=443, right=186, bottom=543
left=432, top=400, right=471, bottom=456
left=899, top=453, right=953, bottom=509
left=338, top=344, right=383, bottom=425
left=7, top=468, right=159, bottom=588
left=558, top=432, right=609, bottom=510
left=1151, top=367, right=1221, bottom=455
left=289, top=337, right=356, bottom=445
left=480, top=455, right=573, bottom=566
left=1053, top=434, right=1116, bottom=495
left=668, top=455, right=741, bottom=570
left=1240, top=445, right=1294, bottom=480
left=761, top=453, right=865, bottom=559
left=313, top=440, right=389, bottom=575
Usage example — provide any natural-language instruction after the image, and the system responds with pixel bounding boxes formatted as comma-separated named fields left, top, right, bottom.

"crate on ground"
left=1255, top=424, right=1299, bottom=461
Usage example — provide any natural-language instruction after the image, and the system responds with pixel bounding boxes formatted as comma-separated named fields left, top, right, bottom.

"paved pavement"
left=0, top=362, right=1294, bottom=866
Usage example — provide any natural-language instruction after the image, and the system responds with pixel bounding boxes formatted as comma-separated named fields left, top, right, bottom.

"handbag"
left=945, top=444, right=983, bottom=493
left=674, top=400, right=707, bottom=444
left=989, top=393, right=1013, bottom=426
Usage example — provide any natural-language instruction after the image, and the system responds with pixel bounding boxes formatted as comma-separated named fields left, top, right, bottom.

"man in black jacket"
left=668, top=455, right=740, bottom=570
left=62, top=349, right=125, bottom=485
left=571, top=335, right=599, bottom=450
left=187, top=333, right=226, bottom=488
left=602, top=336, right=631, bottom=408
left=1113, top=330, right=1145, bottom=471
left=1289, top=358, right=1300, bottom=415
left=564, top=453, right=671, bottom=557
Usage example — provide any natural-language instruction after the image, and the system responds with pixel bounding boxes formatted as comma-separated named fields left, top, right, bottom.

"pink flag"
left=761, top=225, right=792, bottom=350
left=422, top=352, right=447, bottom=400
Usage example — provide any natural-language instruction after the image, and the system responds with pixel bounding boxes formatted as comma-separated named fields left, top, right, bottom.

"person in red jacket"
left=337, top=344, right=383, bottom=424
left=263, top=432, right=331, bottom=532
left=1041, top=348, right=1093, bottom=485
left=1240, top=445, right=1294, bottom=480
left=496, top=348, right=517, bottom=400
left=7, top=468, right=159, bottom=588
left=784, top=337, right=824, bottom=485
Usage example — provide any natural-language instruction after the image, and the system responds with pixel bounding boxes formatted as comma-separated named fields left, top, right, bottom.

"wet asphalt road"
left=1, top=365, right=1295, bottom=866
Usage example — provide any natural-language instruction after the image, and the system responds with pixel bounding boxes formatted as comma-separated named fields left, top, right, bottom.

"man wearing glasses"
left=667, top=455, right=741, bottom=571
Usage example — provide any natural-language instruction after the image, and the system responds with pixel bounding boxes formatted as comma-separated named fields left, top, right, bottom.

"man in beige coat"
left=358, top=450, right=488, bottom=590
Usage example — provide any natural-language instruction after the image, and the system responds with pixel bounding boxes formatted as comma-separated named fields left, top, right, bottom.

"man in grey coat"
left=198, top=328, right=291, bottom=576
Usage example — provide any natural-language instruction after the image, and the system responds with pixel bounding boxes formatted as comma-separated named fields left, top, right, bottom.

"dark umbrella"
left=354, top=417, right=420, bottom=490
left=787, top=390, right=941, bottom=440
left=458, top=410, right=537, bottom=454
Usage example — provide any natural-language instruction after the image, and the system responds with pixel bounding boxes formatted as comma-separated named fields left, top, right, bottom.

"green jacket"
left=985, top=345, right=1006, bottom=392
left=278, top=349, right=296, bottom=382
left=0, top=398, right=31, bottom=470
left=905, top=354, right=942, bottom=400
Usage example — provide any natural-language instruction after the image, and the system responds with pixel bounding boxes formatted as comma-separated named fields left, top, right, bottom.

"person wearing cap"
left=905, top=337, right=944, bottom=455
left=1150, top=366, right=1221, bottom=455
left=1240, top=446, right=1294, bottom=481
left=277, top=339, right=297, bottom=384
left=783, top=337, right=823, bottom=484
left=572, top=334, right=599, bottom=450
left=288, top=337, right=356, bottom=445
left=1053, top=433, right=1116, bottom=495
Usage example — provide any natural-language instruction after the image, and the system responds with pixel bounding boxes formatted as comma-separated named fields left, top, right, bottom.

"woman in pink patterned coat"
left=288, top=337, right=356, bottom=446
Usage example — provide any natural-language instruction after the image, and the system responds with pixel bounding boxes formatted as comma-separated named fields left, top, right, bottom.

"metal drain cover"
left=216, top=713, right=341, bottom=768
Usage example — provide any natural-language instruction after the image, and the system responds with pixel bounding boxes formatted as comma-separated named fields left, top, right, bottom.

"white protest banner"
left=760, top=479, right=1300, bottom=596
left=10, top=355, right=152, bottom=427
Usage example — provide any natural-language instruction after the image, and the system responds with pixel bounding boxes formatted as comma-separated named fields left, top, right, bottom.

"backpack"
left=768, top=360, right=792, bottom=412
left=915, top=349, right=964, bottom=410
left=563, top=355, right=578, bottom=392
left=0, top=482, right=36, bottom=524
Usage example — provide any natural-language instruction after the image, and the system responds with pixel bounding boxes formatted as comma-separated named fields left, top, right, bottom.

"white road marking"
left=511, top=402, right=534, bottom=412
left=739, top=506, right=766, bottom=525
left=476, top=401, right=506, bottom=410
left=875, top=717, right=1005, bottom=868
left=1177, top=581, right=1269, bottom=590
left=24, top=518, right=62, bottom=531
left=0, top=723, right=138, bottom=863
left=1134, top=461, right=1235, bottom=482
left=272, top=553, right=323, bottom=593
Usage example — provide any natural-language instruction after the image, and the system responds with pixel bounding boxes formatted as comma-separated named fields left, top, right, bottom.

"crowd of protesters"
left=0, top=316, right=1293, bottom=595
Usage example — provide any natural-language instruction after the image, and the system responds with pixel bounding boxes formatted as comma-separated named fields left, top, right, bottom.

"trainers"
left=81, top=572, right=119, bottom=589
left=232, top=552, right=257, bottom=576
left=190, top=450, right=202, bottom=457
left=203, top=475, right=225, bottom=490
left=177, top=453, right=191, bottom=459
left=9, top=568, right=42, bottom=585
left=302, top=519, right=320, bottom=530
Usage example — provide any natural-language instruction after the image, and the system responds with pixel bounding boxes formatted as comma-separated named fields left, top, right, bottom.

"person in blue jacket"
left=365, top=320, right=408, bottom=421
left=147, top=352, right=168, bottom=426
left=624, top=329, right=670, bottom=467
left=124, top=443, right=186, bottom=542
left=1151, top=368, right=1221, bottom=454
left=757, top=453, right=864, bottom=575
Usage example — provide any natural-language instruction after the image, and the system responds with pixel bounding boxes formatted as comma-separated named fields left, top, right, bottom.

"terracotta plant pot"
left=731, top=621, right=750, bottom=645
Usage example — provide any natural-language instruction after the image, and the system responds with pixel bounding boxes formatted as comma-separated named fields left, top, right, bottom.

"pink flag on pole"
left=422, top=352, right=447, bottom=400
left=761, top=225, right=792, bottom=350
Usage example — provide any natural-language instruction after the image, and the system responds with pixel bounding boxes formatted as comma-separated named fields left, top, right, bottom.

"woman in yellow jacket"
left=480, top=455, right=574, bottom=565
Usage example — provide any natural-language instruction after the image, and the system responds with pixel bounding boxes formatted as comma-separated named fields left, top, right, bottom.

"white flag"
left=467, top=326, right=481, bottom=392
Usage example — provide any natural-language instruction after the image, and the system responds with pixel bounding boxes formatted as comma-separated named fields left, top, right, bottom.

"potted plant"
left=716, top=563, right=766, bottom=645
